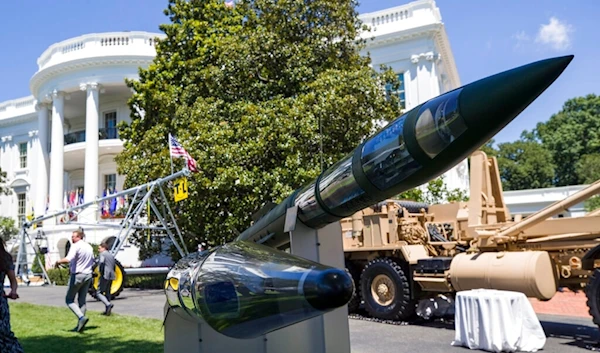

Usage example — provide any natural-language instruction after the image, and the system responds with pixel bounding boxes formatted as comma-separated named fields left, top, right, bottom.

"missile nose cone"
left=303, top=268, right=354, bottom=311
left=459, top=55, right=574, bottom=139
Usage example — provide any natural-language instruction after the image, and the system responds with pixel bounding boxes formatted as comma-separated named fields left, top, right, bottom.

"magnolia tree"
left=116, top=0, right=406, bottom=257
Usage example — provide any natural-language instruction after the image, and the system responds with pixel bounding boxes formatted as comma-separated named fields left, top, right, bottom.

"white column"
left=34, top=102, right=50, bottom=217
left=49, top=90, right=65, bottom=212
left=410, top=52, right=469, bottom=197
left=81, top=83, right=100, bottom=220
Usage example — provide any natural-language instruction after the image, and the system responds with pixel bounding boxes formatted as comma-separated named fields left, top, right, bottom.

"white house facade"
left=357, top=0, right=469, bottom=194
left=503, top=184, right=589, bottom=219
left=0, top=31, right=166, bottom=268
left=0, top=0, right=470, bottom=269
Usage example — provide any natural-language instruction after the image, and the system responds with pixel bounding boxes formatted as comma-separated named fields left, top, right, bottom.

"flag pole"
left=168, top=133, right=174, bottom=175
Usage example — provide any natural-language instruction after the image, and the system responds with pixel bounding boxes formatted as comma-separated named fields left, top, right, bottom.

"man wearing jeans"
left=56, top=228, right=95, bottom=333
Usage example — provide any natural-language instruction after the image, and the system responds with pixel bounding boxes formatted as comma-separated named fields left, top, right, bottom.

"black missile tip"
left=458, top=54, right=575, bottom=143
left=303, top=268, right=354, bottom=311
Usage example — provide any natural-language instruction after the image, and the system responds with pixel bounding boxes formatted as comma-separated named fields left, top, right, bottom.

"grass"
left=8, top=302, right=164, bottom=353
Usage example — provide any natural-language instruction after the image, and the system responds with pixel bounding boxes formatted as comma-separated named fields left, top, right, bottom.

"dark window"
left=17, top=193, right=26, bottom=226
left=103, top=111, right=117, bottom=139
left=104, top=174, right=116, bottom=192
left=19, top=143, right=27, bottom=168
left=385, top=73, right=406, bottom=110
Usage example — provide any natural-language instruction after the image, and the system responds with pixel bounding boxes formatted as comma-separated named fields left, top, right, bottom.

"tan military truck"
left=342, top=150, right=600, bottom=326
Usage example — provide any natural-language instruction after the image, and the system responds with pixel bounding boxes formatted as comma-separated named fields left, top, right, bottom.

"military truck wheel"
left=88, top=260, right=126, bottom=300
left=585, top=269, right=600, bottom=326
left=360, top=257, right=416, bottom=321
left=345, top=260, right=361, bottom=313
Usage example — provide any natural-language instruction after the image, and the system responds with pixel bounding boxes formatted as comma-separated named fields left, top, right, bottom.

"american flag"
left=169, top=133, right=199, bottom=172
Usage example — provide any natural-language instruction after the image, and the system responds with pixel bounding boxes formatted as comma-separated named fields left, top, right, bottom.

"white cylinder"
left=35, top=103, right=50, bottom=217
left=49, top=91, right=65, bottom=212
left=82, top=83, right=100, bottom=205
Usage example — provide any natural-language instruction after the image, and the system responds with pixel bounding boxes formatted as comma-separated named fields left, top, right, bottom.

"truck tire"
left=345, top=260, right=361, bottom=313
left=360, top=257, right=416, bottom=321
left=89, top=260, right=126, bottom=300
left=585, top=269, right=600, bottom=327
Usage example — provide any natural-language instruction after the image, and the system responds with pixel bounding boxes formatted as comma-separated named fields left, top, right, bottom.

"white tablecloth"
left=451, top=289, right=546, bottom=352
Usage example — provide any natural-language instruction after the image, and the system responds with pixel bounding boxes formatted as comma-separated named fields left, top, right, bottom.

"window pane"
left=104, top=112, right=117, bottom=139
left=17, top=193, right=26, bottom=226
left=385, top=73, right=406, bottom=110
left=19, top=143, right=27, bottom=168
left=104, top=174, right=116, bottom=192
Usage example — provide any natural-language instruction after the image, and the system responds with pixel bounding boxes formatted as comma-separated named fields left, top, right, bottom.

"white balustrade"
left=37, top=31, right=166, bottom=71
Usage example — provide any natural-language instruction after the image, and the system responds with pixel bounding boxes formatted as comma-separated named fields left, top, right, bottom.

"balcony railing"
left=64, top=128, right=118, bottom=145
left=100, top=127, right=117, bottom=140
left=64, top=131, right=86, bottom=145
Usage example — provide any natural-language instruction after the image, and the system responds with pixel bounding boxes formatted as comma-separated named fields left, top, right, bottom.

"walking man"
left=96, top=242, right=116, bottom=316
left=55, top=227, right=94, bottom=333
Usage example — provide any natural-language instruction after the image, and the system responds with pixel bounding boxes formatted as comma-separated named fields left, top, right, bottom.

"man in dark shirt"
left=96, top=242, right=116, bottom=316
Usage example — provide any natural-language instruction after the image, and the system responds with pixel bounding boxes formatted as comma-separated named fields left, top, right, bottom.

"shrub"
left=124, top=273, right=165, bottom=290
left=31, top=253, right=46, bottom=274
left=46, top=268, right=167, bottom=290
left=47, top=268, right=70, bottom=285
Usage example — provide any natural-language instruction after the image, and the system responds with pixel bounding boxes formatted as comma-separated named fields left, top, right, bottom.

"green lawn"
left=8, top=302, right=164, bottom=353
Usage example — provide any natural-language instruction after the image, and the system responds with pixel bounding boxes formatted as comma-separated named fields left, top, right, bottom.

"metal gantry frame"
left=15, top=168, right=191, bottom=284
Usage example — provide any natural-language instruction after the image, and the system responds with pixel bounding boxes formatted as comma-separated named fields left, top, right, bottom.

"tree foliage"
left=529, top=94, right=600, bottom=186
left=577, top=153, right=600, bottom=212
left=116, top=0, right=402, bottom=256
left=0, top=168, right=9, bottom=196
left=494, top=140, right=555, bottom=191
left=0, top=216, right=18, bottom=242
left=484, top=94, right=600, bottom=193
left=396, top=176, right=468, bottom=205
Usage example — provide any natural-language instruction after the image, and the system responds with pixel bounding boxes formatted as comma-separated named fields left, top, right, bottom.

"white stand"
left=451, top=289, right=546, bottom=352
left=164, top=214, right=351, bottom=353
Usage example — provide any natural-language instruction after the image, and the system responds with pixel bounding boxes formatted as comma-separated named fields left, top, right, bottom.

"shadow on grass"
left=19, top=329, right=163, bottom=353
left=540, top=320, right=600, bottom=351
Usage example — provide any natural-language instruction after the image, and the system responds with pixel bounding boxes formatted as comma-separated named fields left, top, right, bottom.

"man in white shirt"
left=56, top=227, right=95, bottom=333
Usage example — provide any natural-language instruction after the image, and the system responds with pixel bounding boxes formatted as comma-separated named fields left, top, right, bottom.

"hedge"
left=46, top=268, right=166, bottom=290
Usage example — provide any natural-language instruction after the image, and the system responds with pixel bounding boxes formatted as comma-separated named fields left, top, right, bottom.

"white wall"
left=503, top=184, right=588, bottom=218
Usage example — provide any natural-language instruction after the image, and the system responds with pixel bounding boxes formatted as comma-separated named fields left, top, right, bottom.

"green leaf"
left=116, top=0, right=402, bottom=258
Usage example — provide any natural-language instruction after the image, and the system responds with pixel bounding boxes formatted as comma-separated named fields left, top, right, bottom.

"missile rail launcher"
left=342, top=150, right=600, bottom=326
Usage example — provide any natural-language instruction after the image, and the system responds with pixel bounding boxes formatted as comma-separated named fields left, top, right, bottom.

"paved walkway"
left=529, top=290, right=592, bottom=318
left=16, top=285, right=166, bottom=320
left=11, top=285, right=600, bottom=353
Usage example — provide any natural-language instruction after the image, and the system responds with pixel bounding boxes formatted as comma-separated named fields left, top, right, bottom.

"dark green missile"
left=237, top=55, right=574, bottom=244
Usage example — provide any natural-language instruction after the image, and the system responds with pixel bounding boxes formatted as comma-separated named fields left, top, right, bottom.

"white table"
left=451, top=289, right=547, bottom=352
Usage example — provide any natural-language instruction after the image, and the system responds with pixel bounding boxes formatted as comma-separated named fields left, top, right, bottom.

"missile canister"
left=237, top=55, right=574, bottom=243
left=165, top=241, right=354, bottom=339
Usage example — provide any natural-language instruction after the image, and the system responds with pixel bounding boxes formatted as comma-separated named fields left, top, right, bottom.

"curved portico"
left=29, top=31, right=164, bottom=218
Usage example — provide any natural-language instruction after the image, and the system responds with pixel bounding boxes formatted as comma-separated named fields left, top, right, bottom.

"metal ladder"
left=15, top=168, right=191, bottom=283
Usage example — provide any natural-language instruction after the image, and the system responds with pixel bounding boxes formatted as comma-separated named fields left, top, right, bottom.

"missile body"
left=165, top=241, right=354, bottom=339
left=165, top=56, right=573, bottom=338
left=237, top=55, right=573, bottom=245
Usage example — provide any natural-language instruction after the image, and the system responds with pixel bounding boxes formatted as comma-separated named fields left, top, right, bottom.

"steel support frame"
left=15, top=168, right=192, bottom=282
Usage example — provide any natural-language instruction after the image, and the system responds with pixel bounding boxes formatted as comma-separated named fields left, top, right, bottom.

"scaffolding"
left=14, top=168, right=192, bottom=285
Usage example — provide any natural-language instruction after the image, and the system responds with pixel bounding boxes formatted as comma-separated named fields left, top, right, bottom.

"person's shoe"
left=76, top=316, right=89, bottom=332
left=105, top=304, right=114, bottom=316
